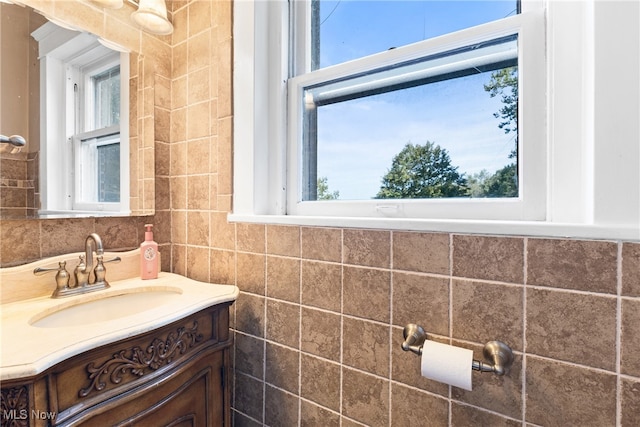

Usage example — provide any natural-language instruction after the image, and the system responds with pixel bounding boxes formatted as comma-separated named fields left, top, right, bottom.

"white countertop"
left=0, top=272, right=239, bottom=381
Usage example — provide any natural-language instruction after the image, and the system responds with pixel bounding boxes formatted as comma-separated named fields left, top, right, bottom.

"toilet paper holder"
left=401, top=324, right=514, bottom=376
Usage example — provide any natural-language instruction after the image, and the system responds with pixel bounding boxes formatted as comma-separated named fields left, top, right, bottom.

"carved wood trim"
left=0, top=385, right=30, bottom=427
left=79, top=321, right=203, bottom=398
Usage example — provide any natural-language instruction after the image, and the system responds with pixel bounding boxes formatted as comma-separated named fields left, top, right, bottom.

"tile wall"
left=0, top=1, right=638, bottom=426
left=230, top=227, right=640, bottom=427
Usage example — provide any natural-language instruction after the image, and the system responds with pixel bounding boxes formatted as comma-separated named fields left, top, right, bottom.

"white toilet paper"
left=420, top=340, right=473, bottom=391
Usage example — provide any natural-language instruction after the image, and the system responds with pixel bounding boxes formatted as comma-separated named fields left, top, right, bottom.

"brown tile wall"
left=232, top=229, right=640, bottom=427
left=1, top=2, right=639, bottom=426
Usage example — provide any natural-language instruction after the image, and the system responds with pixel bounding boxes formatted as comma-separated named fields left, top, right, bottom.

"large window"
left=288, top=0, right=545, bottom=219
left=233, top=0, right=640, bottom=239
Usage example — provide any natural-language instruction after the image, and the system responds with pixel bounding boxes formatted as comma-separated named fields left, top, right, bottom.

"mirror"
left=0, top=1, right=157, bottom=219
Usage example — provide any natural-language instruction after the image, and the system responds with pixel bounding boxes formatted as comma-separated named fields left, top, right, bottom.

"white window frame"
left=287, top=4, right=545, bottom=220
left=32, top=22, right=130, bottom=216
left=232, top=0, right=640, bottom=240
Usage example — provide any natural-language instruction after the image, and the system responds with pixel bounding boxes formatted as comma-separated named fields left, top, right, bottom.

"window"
left=32, top=21, right=129, bottom=215
left=287, top=0, right=545, bottom=220
left=233, top=0, right=640, bottom=240
left=73, top=61, right=122, bottom=211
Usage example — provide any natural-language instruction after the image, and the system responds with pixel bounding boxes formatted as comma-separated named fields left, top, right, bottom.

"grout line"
left=448, top=232, right=454, bottom=426
left=298, top=225, right=304, bottom=426
left=616, top=241, right=623, bottom=427
left=339, top=229, right=345, bottom=423
left=522, top=237, right=528, bottom=426
left=388, top=231, right=394, bottom=427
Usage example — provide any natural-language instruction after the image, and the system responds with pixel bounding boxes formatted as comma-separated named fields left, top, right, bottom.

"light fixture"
left=130, top=0, right=173, bottom=35
left=90, top=0, right=124, bottom=8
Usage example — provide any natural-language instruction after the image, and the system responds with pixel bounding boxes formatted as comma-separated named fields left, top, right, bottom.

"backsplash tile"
left=342, top=367, right=390, bottom=426
left=452, top=235, right=524, bottom=283
left=300, top=354, right=341, bottom=412
left=266, top=256, right=300, bottom=302
left=622, top=242, right=640, bottom=297
left=265, top=299, right=300, bottom=349
left=300, top=400, right=340, bottom=427
left=343, top=266, right=391, bottom=322
left=526, top=288, right=617, bottom=370
left=266, top=225, right=300, bottom=257
left=393, top=231, right=450, bottom=275
left=265, top=343, right=299, bottom=395
left=450, top=403, right=520, bottom=427
left=343, top=229, right=390, bottom=268
left=343, top=317, right=390, bottom=377
left=451, top=280, right=523, bottom=350
left=621, top=378, right=640, bottom=427
left=392, top=272, right=449, bottom=335
left=265, top=385, right=299, bottom=427
left=621, top=298, right=640, bottom=377
left=527, top=238, right=618, bottom=293
left=525, top=357, right=617, bottom=427
left=301, top=307, right=341, bottom=361
left=301, top=260, right=342, bottom=311
left=391, top=383, right=448, bottom=426
left=301, top=227, right=342, bottom=262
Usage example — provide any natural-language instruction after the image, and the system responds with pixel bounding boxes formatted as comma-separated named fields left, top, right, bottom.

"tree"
left=317, top=176, right=339, bottom=200
left=468, top=165, right=518, bottom=198
left=376, top=142, right=468, bottom=199
left=484, top=67, right=518, bottom=146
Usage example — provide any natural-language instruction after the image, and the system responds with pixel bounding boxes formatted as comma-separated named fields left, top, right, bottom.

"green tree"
left=467, top=169, right=492, bottom=197
left=317, top=176, right=339, bottom=200
left=469, top=165, right=518, bottom=198
left=468, top=66, right=519, bottom=198
left=376, top=142, right=468, bottom=199
left=484, top=66, right=518, bottom=158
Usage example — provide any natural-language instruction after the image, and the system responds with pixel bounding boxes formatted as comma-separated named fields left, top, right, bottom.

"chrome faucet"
left=34, top=233, right=120, bottom=298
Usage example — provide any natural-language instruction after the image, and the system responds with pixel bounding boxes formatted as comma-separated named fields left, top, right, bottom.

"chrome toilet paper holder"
left=401, top=323, right=514, bottom=376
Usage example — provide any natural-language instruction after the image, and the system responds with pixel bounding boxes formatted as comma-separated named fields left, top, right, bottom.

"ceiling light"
left=130, top=0, right=173, bottom=35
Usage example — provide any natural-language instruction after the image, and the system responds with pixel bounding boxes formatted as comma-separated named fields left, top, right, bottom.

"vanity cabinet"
left=0, top=303, right=232, bottom=426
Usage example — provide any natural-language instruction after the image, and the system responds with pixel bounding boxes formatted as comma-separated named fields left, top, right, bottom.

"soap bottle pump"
left=140, top=224, right=159, bottom=279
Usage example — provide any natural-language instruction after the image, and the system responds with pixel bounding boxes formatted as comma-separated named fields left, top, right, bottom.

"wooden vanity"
left=0, top=250, right=239, bottom=426
left=1, top=303, right=231, bottom=426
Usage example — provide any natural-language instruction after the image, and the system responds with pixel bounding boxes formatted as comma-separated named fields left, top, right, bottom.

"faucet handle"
left=34, top=261, right=70, bottom=296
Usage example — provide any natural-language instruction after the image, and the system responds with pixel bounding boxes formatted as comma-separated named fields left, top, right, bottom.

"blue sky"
left=313, top=1, right=519, bottom=199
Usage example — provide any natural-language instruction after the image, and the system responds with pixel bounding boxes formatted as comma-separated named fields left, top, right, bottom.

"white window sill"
left=228, top=213, right=639, bottom=241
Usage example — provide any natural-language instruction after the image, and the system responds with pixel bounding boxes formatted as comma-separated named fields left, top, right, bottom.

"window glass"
left=93, top=65, right=121, bottom=129
left=302, top=36, right=519, bottom=201
left=312, top=0, right=519, bottom=70
left=78, top=132, right=120, bottom=204
left=97, top=141, right=120, bottom=202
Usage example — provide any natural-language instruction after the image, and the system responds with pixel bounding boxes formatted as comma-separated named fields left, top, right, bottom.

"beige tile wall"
left=1, top=1, right=639, bottom=426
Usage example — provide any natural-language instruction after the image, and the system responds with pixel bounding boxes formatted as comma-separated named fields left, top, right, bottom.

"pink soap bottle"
left=140, top=224, right=159, bottom=279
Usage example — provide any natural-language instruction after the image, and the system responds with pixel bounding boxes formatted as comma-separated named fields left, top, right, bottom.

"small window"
left=33, top=20, right=128, bottom=214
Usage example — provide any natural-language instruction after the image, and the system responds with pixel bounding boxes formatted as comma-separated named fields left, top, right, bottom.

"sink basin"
left=29, top=287, right=182, bottom=328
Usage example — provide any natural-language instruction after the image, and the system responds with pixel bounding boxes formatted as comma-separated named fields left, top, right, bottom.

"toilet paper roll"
left=420, top=340, right=473, bottom=391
